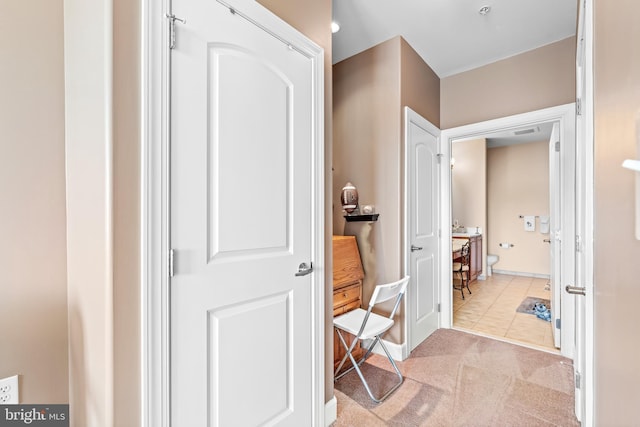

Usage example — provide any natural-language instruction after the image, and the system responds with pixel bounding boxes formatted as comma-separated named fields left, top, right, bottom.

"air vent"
left=513, top=126, right=539, bottom=136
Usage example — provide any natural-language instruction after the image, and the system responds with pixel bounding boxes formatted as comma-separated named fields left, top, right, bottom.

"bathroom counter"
left=452, top=232, right=482, bottom=238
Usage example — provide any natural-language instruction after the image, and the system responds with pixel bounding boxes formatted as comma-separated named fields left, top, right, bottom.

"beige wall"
left=593, top=0, right=640, bottom=423
left=334, top=37, right=403, bottom=342
left=257, top=0, right=334, bottom=403
left=64, top=0, right=115, bottom=423
left=441, top=37, right=576, bottom=129
left=401, top=38, right=441, bottom=128
left=333, top=36, right=440, bottom=344
left=113, top=0, right=141, bottom=423
left=333, top=37, right=401, bottom=261
left=487, top=141, right=550, bottom=275
left=451, top=138, right=487, bottom=231
left=0, top=0, right=68, bottom=404
left=451, top=138, right=487, bottom=270
left=65, top=0, right=141, bottom=424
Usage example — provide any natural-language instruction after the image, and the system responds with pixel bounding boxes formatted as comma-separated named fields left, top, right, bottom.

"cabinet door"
left=475, top=236, right=483, bottom=276
left=468, top=236, right=482, bottom=281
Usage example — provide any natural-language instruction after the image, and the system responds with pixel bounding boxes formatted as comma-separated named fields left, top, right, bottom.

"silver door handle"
left=411, top=245, right=423, bottom=252
left=565, top=285, right=586, bottom=296
left=295, top=262, right=313, bottom=276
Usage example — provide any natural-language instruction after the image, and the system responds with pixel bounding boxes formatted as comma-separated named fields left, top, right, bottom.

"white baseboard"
left=325, top=395, right=337, bottom=426
left=362, top=338, right=408, bottom=361
left=492, top=269, right=550, bottom=279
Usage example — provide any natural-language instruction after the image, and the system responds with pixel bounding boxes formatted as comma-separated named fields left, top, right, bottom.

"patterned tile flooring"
left=452, top=273, right=558, bottom=353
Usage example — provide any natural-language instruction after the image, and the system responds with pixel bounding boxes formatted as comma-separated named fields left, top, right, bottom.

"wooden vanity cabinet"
left=455, top=234, right=483, bottom=282
left=332, top=235, right=365, bottom=372
left=469, top=234, right=483, bottom=282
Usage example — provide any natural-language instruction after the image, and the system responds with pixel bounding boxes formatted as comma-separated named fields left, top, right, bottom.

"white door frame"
left=575, top=0, right=595, bottom=423
left=439, top=103, right=576, bottom=359
left=140, top=0, right=325, bottom=425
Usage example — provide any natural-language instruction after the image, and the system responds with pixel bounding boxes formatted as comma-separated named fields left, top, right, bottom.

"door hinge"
left=555, top=140, right=560, bottom=152
left=576, top=98, right=582, bottom=116
left=555, top=318, right=561, bottom=330
left=437, top=303, right=441, bottom=313
left=436, top=153, right=443, bottom=164
left=575, top=372, right=581, bottom=389
left=438, top=229, right=442, bottom=238
left=575, top=235, right=582, bottom=252
left=169, top=249, right=175, bottom=277
left=166, top=13, right=186, bottom=49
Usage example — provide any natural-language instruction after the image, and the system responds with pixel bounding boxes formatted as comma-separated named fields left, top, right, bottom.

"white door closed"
left=405, top=107, right=440, bottom=351
left=170, top=1, right=318, bottom=425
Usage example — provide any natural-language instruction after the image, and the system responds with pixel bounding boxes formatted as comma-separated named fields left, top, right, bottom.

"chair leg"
left=334, top=330, right=404, bottom=403
left=464, top=270, right=472, bottom=295
left=334, top=329, right=363, bottom=380
left=455, top=270, right=465, bottom=299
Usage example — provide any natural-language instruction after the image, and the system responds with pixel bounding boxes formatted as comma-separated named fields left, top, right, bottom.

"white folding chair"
left=333, top=276, right=410, bottom=403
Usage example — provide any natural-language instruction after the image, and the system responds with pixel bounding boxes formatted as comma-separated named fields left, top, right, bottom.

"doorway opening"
left=450, top=123, right=556, bottom=352
left=439, top=104, right=576, bottom=360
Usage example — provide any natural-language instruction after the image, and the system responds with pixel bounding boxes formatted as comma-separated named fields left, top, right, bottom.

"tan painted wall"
left=593, top=0, right=640, bottom=423
left=113, top=0, right=141, bottom=423
left=487, top=142, right=550, bottom=275
left=64, top=0, right=115, bottom=423
left=333, top=37, right=401, bottom=280
left=451, top=138, right=487, bottom=270
left=441, top=37, right=576, bottom=129
left=334, top=37, right=403, bottom=342
left=257, top=0, right=334, bottom=403
left=451, top=138, right=487, bottom=231
left=0, top=0, right=68, bottom=404
left=401, top=38, right=441, bottom=128
left=333, top=36, right=440, bottom=345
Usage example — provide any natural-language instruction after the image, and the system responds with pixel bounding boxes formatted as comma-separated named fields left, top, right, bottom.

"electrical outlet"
left=0, top=375, right=19, bottom=404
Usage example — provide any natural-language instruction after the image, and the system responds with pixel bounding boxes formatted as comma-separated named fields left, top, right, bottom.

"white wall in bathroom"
left=487, top=140, right=550, bottom=275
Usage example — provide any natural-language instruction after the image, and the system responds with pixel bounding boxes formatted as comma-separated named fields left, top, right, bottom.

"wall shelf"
left=344, top=214, right=379, bottom=222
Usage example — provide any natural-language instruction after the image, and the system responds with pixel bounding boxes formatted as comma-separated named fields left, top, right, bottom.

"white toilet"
left=486, top=254, right=499, bottom=276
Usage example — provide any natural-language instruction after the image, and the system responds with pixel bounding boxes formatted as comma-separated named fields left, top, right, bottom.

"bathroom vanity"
left=452, top=233, right=483, bottom=282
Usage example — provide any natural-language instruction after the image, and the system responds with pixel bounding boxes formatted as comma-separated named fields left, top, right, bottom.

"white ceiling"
left=332, top=0, right=578, bottom=77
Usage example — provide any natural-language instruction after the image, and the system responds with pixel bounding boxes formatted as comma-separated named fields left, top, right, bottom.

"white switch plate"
left=0, top=375, right=19, bottom=404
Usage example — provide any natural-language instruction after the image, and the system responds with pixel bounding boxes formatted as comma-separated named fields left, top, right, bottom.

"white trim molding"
left=364, top=338, right=409, bottom=362
left=440, top=103, right=576, bottom=360
left=324, top=396, right=337, bottom=427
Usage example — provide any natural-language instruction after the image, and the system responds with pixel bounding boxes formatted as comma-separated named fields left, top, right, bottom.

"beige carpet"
left=333, top=329, right=579, bottom=426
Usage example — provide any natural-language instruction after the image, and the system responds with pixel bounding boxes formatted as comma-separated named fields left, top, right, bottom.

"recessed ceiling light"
left=479, top=5, right=491, bottom=15
left=331, top=21, right=340, bottom=33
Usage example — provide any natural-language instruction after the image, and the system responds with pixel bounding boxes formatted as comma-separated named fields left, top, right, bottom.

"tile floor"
left=452, top=273, right=558, bottom=353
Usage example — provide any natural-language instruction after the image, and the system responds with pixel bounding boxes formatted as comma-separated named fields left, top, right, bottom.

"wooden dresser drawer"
left=333, top=283, right=361, bottom=309
left=333, top=299, right=361, bottom=317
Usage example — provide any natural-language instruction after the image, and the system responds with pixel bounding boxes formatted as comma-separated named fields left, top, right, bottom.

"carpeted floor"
left=333, top=329, right=579, bottom=426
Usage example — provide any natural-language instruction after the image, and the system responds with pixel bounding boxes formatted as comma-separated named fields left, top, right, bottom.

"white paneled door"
left=405, top=107, right=440, bottom=351
left=169, top=1, right=320, bottom=425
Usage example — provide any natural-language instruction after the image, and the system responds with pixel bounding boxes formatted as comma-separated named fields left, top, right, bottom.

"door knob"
left=411, top=245, right=423, bottom=252
left=295, top=262, right=313, bottom=276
